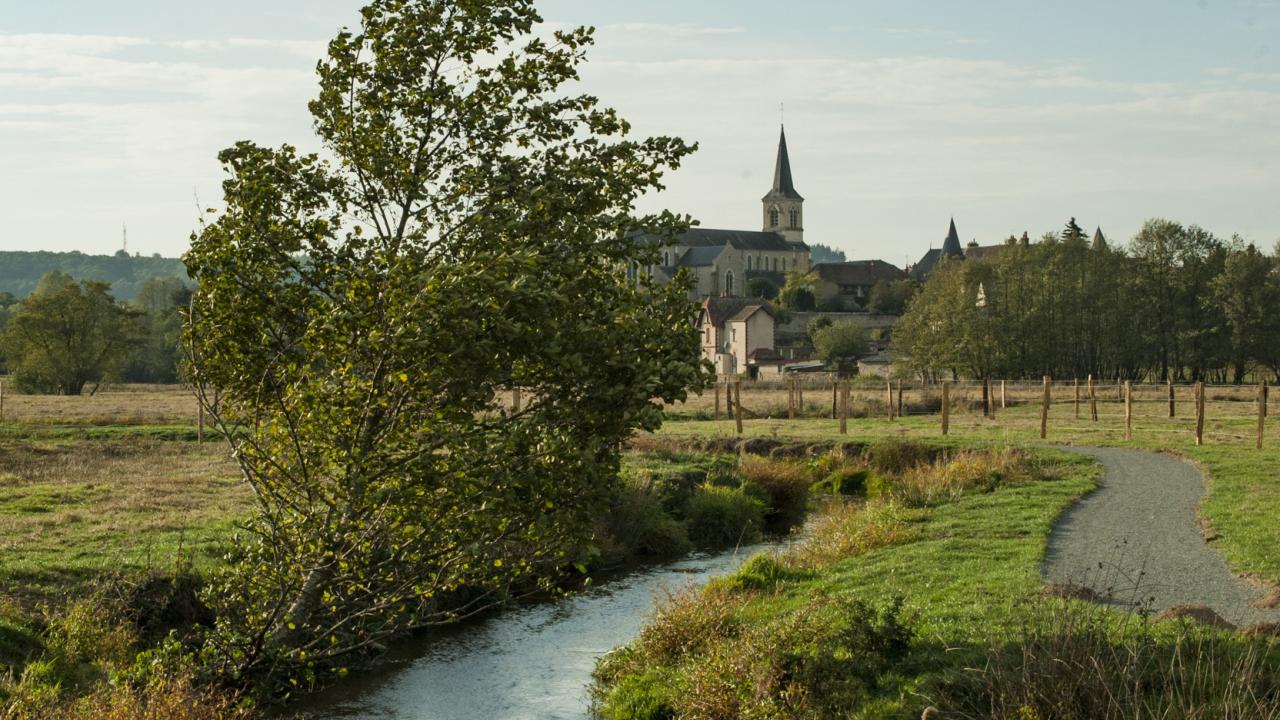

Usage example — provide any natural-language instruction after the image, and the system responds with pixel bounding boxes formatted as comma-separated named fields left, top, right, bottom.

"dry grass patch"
left=0, top=386, right=198, bottom=426
left=0, top=440, right=247, bottom=603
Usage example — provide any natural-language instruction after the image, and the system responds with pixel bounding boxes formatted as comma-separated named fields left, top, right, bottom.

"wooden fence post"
left=1258, top=381, right=1266, bottom=450
left=896, top=380, right=904, bottom=418
left=1040, top=376, right=1050, bottom=440
left=788, top=378, right=796, bottom=420
left=714, top=382, right=721, bottom=421
left=1088, top=375, right=1098, bottom=422
left=1264, top=381, right=1269, bottom=419
left=831, top=380, right=838, bottom=420
left=839, top=380, right=849, bottom=435
left=886, top=381, right=894, bottom=421
left=797, top=380, right=804, bottom=414
left=1074, top=378, right=1081, bottom=420
left=1195, top=381, right=1205, bottom=446
left=942, top=382, right=951, bottom=436
left=734, top=379, right=744, bottom=435
left=981, top=379, right=991, bottom=419
left=1000, top=380, right=1007, bottom=409
left=1167, top=380, right=1175, bottom=418
left=1124, top=381, right=1133, bottom=441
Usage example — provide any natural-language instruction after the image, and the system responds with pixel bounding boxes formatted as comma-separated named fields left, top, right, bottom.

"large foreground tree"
left=184, top=0, right=705, bottom=691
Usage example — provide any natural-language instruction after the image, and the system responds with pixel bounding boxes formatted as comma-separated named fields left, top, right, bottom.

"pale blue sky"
left=2, top=1, right=1278, bottom=264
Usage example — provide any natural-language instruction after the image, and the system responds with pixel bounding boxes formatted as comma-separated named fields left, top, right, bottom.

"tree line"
left=895, top=218, right=1280, bottom=384
left=0, top=271, right=188, bottom=394
left=0, top=250, right=188, bottom=301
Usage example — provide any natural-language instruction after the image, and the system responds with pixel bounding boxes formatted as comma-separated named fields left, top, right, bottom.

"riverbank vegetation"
left=0, top=424, right=824, bottom=717
left=592, top=440, right=1280, bottom=719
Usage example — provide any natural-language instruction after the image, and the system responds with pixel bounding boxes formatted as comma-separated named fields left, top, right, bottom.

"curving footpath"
left=1042, top=447, right=1280, bottom=626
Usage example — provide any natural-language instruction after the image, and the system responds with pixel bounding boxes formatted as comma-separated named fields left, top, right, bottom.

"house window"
left=663, top=251, right=670, bottom=266
left=772, top=257, right=778, bottom=271
left=746, top=256, right=752, bottom=270
left=769, top=209, right=779, bottom=227
left=725, top=270, right=735, bottom=295
left=789, top=209, right=799, bottom=228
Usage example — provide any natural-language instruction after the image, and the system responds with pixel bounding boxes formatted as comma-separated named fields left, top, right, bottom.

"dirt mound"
left=1239, top=622, right=1280, bottom=638
left=1251, top=588, right=1280, bottom=609
left=1151, top=604, right=1236, bottom=630
left=1037, top=582, right=1101, bottom=603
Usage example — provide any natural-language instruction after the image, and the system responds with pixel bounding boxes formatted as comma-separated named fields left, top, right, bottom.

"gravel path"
left=1042, top=447, right=1280, bottom=625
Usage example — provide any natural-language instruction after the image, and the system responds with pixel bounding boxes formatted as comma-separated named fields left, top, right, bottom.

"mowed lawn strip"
left=655, top=408, right=1280, bottom=586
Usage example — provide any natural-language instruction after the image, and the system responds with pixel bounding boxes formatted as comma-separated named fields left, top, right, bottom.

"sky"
left=1, top=1, right=1278, bottom=265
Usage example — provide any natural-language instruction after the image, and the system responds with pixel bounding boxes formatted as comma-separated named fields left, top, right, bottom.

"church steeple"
left=941, top=218, right=964, bottom=258
left=767, top=126, right=803, bottom=201
left=1092, top=227, right=1108, bottom=250
left=762, top=125, right=805, bottom=249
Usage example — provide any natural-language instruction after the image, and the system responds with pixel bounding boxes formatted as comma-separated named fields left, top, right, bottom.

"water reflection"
left=300, top=542, right=784, bottom=720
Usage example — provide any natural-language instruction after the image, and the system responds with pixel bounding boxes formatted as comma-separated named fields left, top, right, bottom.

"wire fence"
left=667, top=377, right=1274, bottom=448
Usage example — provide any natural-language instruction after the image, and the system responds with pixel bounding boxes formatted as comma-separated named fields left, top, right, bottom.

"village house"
left=696, top=296, right=778, bottom=376
left=811, top=260, right=906, bottom=310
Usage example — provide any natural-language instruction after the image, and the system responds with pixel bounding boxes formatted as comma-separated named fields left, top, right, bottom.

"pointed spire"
left=941, top=218, right=963, bottom=257
left=765, top=125, right=803, bottom=200
left=1092, top=226, right=1107, bottom=250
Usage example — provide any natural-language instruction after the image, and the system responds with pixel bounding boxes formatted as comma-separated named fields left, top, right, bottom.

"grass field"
left=0, top=436, right=248, bottom=608
left=652, top=400, right=1280, bottom=587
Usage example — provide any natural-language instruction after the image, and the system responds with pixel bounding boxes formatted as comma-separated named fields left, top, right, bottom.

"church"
left=643, top=127, right=813, bottom=299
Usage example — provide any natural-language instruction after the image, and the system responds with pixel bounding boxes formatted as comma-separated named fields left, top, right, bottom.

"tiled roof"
left=814, top=261, right=905, bottom=287
left=727, top=304, right=775, bottom=324
left=701, top=296, right=775, bottom=327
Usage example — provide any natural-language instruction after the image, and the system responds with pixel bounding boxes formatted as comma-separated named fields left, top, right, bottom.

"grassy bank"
left=592, top=441, right=1280, bottom=719
left=655, top=407, right=1280, bottom=587
left=0, top=425, right=824, bottom=716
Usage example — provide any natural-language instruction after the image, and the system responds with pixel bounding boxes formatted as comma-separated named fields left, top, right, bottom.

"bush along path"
left=1043, top=447, right=1280, bottom=626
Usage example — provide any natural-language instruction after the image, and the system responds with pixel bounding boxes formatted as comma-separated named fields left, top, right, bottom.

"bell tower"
left=762, top=125, right=804, bottom=247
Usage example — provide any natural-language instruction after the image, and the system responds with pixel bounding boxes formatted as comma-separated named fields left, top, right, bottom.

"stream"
left=296, top=540, right=789, bottom=719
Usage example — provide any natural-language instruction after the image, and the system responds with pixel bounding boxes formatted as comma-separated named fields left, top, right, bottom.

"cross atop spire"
left=765, top=125, right=803, bottom=201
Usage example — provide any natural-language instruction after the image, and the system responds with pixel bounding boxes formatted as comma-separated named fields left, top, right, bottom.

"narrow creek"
left=295, top=539, right=791, bottom=719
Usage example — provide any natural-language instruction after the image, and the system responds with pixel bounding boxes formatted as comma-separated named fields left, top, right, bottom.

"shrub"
left=935, top=599, right=1280, bottom=719
left=601, top=482, right=693, bottom=562
left=684, top=484, right=765, bottom=549
left=675, top=595, right=912, bottom=719
left=786, top=500, right=921, bottom=570
left=891, top=450, right=1027, bottom=507
left=632, top=586, right=743, bottom=667
left=739, top=456, right=810, bottom=530
left=811, top=467, right=872, bottom=496
left=864, top=439, right=935, bottom=475
left=707, top=553, right=812, bottom=594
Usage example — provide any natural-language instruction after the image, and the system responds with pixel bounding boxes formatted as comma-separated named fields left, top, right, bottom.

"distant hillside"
left=0, top=251, right=189, bottom=302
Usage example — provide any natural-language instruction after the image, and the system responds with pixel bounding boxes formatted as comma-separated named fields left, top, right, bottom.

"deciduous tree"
left=184, top=0, right=705, bottom=691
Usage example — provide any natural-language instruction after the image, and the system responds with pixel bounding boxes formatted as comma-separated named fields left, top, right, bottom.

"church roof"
left=676, top=245, right=726, bottom=268
left=762, top=126, right=803, bottom=202
left=680, top=228, right=800, bottom=252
